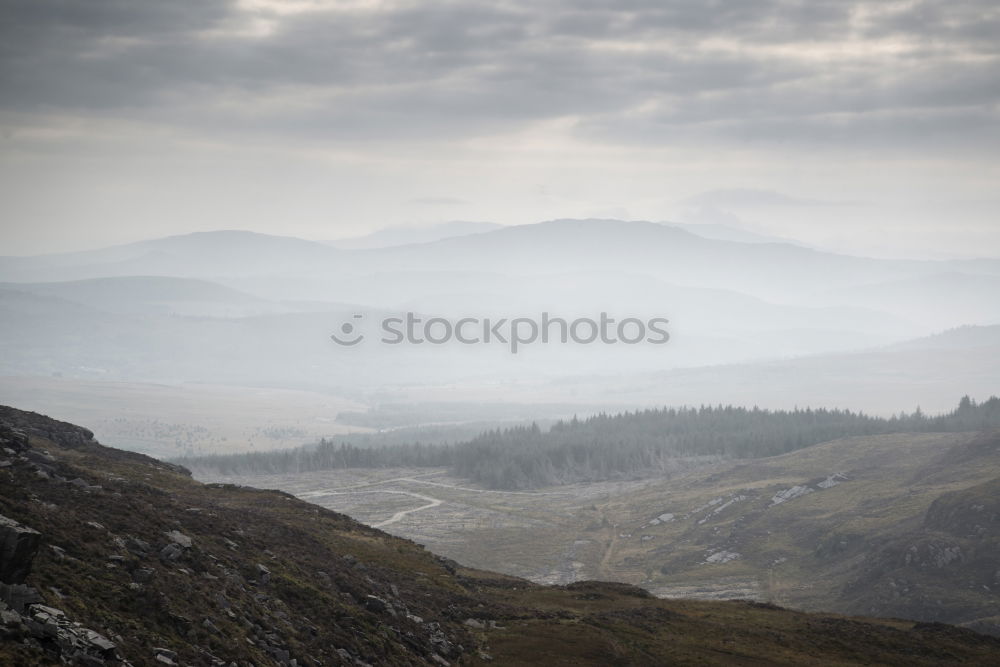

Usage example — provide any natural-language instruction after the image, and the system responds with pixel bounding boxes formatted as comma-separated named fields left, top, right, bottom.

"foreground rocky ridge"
left=2, top=406, right=1000, bottom=665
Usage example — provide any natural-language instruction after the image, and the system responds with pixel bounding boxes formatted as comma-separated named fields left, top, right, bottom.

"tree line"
left=177, top=395, right=1000, bottom=489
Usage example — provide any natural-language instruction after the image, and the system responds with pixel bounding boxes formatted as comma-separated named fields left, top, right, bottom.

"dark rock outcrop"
left=924, top=477, right=1000, bottom=539
left=0, top=514, right=41, bottom=585
left=22, top=602, right=125, bottom=665
left=0, top=408, right=94, bottom=449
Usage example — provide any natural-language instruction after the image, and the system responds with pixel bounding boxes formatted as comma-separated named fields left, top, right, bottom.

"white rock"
left=818, top=473, right=848, bottom=489
left=692, top=497, right=724, bottom=514
left=771, top=485, right=813, bottom=506
left=164, top=530, right=192, bottom=548
left=705, top=550, right=741, bottom=564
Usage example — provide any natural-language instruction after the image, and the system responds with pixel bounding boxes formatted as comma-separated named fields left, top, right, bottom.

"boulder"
left=159, top=543, right=184, bottom=562
left=0, top=514, right=41, bottom=584
left=81, top=628, right=117, bottom=656
left=364, top=594, right=394, bottom=615
left=1, top=608, right=21, bottom=627
left=153, top=647, right=178, bottom=661
left=0, top=582, right=42, bottom=613
left=125, top=536, right=151, bottom=555
left=133, top=567, right=155, bottom=583
left=24, top=449, right=54, bottom=464
left=164, top=530, right=192, bottom=548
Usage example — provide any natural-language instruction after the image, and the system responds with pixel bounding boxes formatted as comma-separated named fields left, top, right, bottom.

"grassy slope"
left=2, top=407, right=999, bottom=665
left=593, top=431, right=1000, bottom=631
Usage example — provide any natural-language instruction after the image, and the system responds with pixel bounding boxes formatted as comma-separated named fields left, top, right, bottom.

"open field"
left=0, top=375, right=368, bottom=458
left=206, top=465, right=664, bottom=585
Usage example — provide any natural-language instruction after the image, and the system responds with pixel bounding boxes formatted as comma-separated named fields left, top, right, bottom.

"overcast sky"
left=1, top=0, right=997, bottom=258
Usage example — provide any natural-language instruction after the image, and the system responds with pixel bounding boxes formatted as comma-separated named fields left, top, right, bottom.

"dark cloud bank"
left=2, top=0, right=997, bottom=150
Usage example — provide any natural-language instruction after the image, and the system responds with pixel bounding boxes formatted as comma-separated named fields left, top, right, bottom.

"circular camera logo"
left=330, top=314, right=364, bottom=346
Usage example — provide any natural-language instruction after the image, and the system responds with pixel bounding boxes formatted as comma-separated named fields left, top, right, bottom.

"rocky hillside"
left=845, top=468, right=1000, bottom=634
left=563, top=430, right=1000, bottom=635
left=2, top=406, right=1000, bottom=665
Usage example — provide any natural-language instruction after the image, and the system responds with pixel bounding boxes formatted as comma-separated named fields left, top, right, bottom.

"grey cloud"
left=545, top=0, right=846, bottom=38
left=579, top=104, right=1000, bottom=155
left=409, top=197, right=469, bottom=206
left=0, top=0, right=996, bottom=151
left=861, top=0, right=1000, bottom=48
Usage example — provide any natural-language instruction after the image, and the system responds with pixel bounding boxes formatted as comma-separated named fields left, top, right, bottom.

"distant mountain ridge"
left=1, top=219, right=998, bottom=409
left=326, top=219, right=806, bottom=250
left=325, top=221, right=503, bottom=249
left=0, top=276, right=361, bottom=317
left=3, top=220, right=995, bottom=289
left=888, top=325, right=1000, bottom=350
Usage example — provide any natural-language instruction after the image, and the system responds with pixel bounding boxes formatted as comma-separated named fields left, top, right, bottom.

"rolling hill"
left=3, top=221, right=996, bottom=308
left=0, top=231, right=343, bottom=283
left=326, top=221, right=503, bottom=249
left=0, top=277, right=268, bottom=317
left=816, top=272, right=1000, bottom=329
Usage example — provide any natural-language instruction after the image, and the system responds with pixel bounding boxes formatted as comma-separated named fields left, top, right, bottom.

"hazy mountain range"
left=322, top=219, right=805, bottom=249
left=1, top=219, right=997, bottom=419
left=324, top=220, right=503, bottom=249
